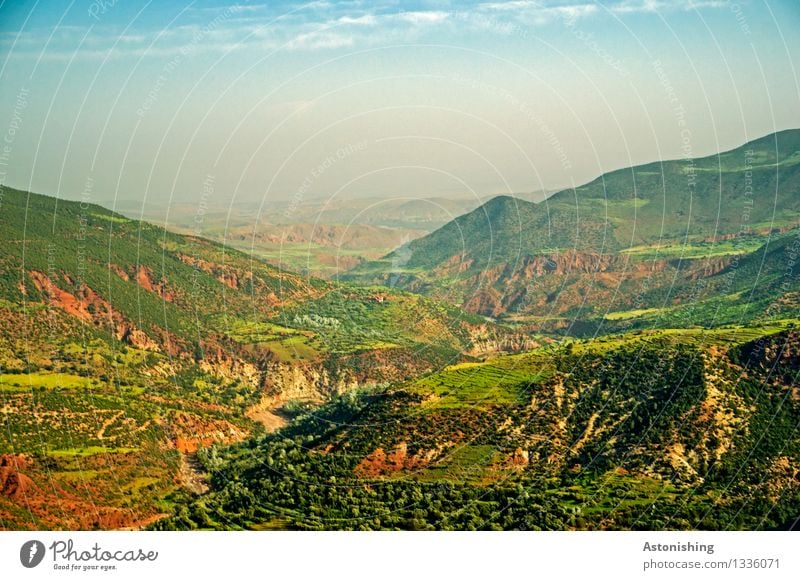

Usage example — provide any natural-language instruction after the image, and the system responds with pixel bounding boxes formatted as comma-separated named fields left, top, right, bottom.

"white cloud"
left=4, top=0, right=731, bottom=61
left=479, top=1, right=541, bottom=12
left=396, top=11, right=451, bottom=25
left=228, top=3, right=270, bottom=13
left=549, top=4, right=599, bottom=19
left=285, top=30, right=355, bottom=50
left=117, top=34, right=149, bottom=44
left=479, top=0, right=728, bottom=17
left=336, top=14, right=377, bottom=26
left=610, top=0, right=729, bottom=14
left=476, top=1, right=599, bottom=23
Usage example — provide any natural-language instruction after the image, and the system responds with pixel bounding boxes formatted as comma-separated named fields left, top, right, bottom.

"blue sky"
left=0, top=0, right=798, bottom=207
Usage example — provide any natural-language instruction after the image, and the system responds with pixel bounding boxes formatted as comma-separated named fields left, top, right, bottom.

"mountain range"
left=0, top=186, right=512, bottom=529
left=1, top=129, right=798, bottom=531
left=347, top=129, right=800, bottom=327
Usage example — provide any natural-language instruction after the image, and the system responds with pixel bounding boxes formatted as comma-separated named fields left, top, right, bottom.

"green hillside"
left=564, top=128, right=800, bottom=243
left=155, top=325, right=800, bottom=531
left=346, top=130, right=800, bottom=324
left=2, top=127, right=797, bottom=531
left=0, top=187, right=509, bottom=530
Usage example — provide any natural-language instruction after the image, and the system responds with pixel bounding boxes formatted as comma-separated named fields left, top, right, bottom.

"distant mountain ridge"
left=347, top=129, right=800, bottom=324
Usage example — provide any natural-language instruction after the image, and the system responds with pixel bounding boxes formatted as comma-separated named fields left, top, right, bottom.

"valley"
left=0, top=186, right=511, bottom=529
left=1, top=130, right=798, bottom=531
left=155, top=325, right=800, bottom=531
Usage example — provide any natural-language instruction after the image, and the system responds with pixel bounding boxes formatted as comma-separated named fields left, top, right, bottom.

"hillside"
left=0, top=187, right=514, bottom=530
left=2, top=139, right=797, bottom=530
left=347, top=130, right=800, bottom=323
left=156, top=325, right=800, bottom=531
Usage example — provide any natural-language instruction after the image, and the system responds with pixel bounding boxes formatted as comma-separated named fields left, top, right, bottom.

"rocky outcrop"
left=108, top=263, right=130, bottom=281
left=166, top=412, right=249, bottom=453
left=28, top=271, right=159, bottom=351
left=116, top=321, right=160, bottom=351
left=510, top=447, right=530, bottom=468
left=263, top=361, right=357, bottom=403
left=198, top=340, right=262, bottom=390
left=355, top=442, right=430, bottom=476
left=465, top=324, right=544, bottom=355
left=135, top=265, right=177, bottom=301
left=686, top=257, right=733, bottom=280
left=0, top=455, right=37, bottom=498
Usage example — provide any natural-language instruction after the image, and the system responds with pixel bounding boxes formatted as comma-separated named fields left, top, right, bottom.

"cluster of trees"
left=555, top=344, right=706, bottom=468
left=149, top=337, right=800, bottom=531
left=155, top=424, right=800, bottom=531
left=155, top=435, right=574, bottom=531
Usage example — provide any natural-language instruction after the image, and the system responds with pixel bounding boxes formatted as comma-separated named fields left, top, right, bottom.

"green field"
left=0, top=372, right=102, bottom=391
left=620, top=237, right=768, bottom=259
left=408, top=354, right=554, bottom=409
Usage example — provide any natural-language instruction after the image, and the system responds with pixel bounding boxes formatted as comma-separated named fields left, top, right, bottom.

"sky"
left=0, top=0, right=799, bottom=211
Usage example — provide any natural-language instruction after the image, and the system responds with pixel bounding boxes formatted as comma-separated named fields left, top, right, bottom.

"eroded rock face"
left=0, top=455, right=36, bottom=498
left=198, top=341, right=262, bottom=390
left=115, top=321, right=160, bottom=351
left=167, top=412, right=249, bottom=453
left=0, top=454, right=159, bottom=530
left=374, top=249, right=740, bottom=320
left=135, top=265, right=177, bottom=301
left=466, top=324, right=543, bottom=355
left=262, top=361, right=357, bottom=403
left=355, top=442, right=430, bottom=477
left=510, top=447, right=530, bottom=468
left=28, top=271, right=160, bottom=351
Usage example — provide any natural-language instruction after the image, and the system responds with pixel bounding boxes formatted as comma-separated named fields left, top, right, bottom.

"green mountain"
left=0, top=187, right=511, bottom=530
left=156, top=325, right=800, bottom=531
left=347, top=130, right=800, bottom=323
left=2, top=128, right=798, bottom=531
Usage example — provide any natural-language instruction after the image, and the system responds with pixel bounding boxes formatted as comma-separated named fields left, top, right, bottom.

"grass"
left=656, top=323, right=797, bottom=346
left=415, top=445, right=499, bottom=484
left=48, top=446, right=140, bottom=457
left=0, top=389, right=166, bottom=454
left=582, top=197, right=651, bottom=209
left=249, top=518, right=291, bottom=531
left=220, top=318, right=307, bottom=343
left=264, top=335, right=322, bottom=362
left=214, top=317, right=323, bottom=361
left=57, top=469, right=101, bottom=481
left=0, top=298, right=45, bottom=313
left=90, top=212, right=130, bottom=223
left=408, top=352, right=554, bottom=410
left=549, top=471, right=681, bottom=519
left=121, top=476, right=162, bottom=493
left=620, top=238, right=767, bottom=259
left=0, top=372, right=102, bottom=391
left=603, top=307, right=668, bottom=321
left=571, top=320, right=798, bottom=354
left=220, top=309, right=400, bottom=362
